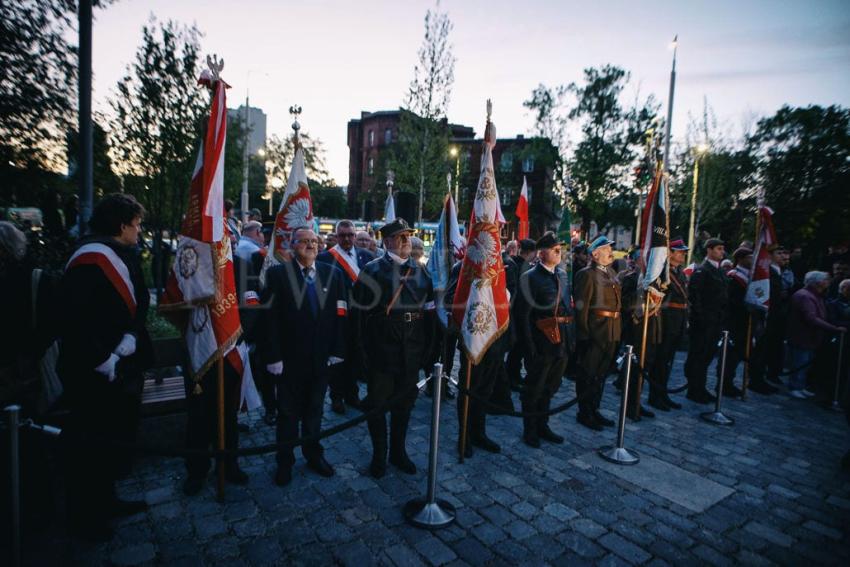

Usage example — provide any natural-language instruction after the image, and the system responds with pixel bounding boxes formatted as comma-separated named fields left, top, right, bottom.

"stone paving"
left=20, top=353, right=850, bottom=566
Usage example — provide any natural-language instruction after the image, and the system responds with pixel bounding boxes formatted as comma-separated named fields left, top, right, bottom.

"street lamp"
left=687, top=143, right=709, bottom=264
left=449, top=146, right=460, bottom=206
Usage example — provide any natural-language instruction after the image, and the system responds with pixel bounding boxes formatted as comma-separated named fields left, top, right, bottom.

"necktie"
left=303, top=267, right=319, bottom=317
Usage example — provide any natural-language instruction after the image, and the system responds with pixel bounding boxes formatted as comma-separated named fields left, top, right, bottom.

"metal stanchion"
left=404, top=363, right=456, bottom=529
left=6, top=405, right=21, bottom=567
left=832, top=333, right=846, bottom=411
left=701, top=331, right=735, bottom=425
left=599, top=346, right=640, bottom=465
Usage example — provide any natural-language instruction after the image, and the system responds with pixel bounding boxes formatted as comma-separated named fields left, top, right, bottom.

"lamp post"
left=449, top=146, right=460, bottom=205
left=687, top=144, right=708, bottom=265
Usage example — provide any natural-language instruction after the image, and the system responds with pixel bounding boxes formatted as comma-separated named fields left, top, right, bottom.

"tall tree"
left=389, top=4, right=456, bottom=222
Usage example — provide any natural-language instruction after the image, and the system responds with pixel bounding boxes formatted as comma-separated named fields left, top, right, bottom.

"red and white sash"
left=66, top=243, right=137, bottom=317
left=328, top=245, right=360, bottom=282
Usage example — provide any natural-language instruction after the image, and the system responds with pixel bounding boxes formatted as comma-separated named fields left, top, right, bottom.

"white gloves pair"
left=265, top=357, right=344, bottom=376
left=95, top=333, right=137, bottom=382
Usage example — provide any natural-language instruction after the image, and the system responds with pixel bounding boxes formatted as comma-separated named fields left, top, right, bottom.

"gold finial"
left=486, top=99, right=492, bottom=122
left=206, top=55, right=224, bottom=81
left=289, top=105, right=302, bottom=148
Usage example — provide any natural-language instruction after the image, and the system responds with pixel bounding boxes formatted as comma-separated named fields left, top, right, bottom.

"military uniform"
left=351, top=220, right=436, bottom=477
left=684, top=254, right=729, bottom=402
left=649, top=260, right=689, bottom=409
left=619, top=269, right=661, bottom=418
left=515, top=253, right=575, bottom=446
left=574, top=243, right=621, bottom=430
left=716, top=263, right=749, bottom=397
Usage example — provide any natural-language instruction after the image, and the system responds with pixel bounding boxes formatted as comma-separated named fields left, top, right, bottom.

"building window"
left=500, top=152, right=512, bottom=172
left=522, top=156, right=535, bottom=173
left=368, top=130, right=375, bottom=147
left=384, top=128, right=392, bottom=144
left=368, top=157, right=374, bottom=175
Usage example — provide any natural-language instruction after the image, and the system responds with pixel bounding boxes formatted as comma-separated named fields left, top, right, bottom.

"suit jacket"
left=317, top=246, right=375, bottom=291
left=725, top=267, right=750, bottom=340
left=262, top=261, right=346, bottom=378
left=574, top=263, right=622, bottom=344
left=689, top=259, right=728, bottom=330
left=514, top=263, right=575, bottom=358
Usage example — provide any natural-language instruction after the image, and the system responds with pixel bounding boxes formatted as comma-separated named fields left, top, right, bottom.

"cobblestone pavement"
left=21, top=353, right=850, bottom=566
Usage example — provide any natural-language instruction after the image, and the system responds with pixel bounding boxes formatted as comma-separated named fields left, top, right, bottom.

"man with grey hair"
left=410, top=236, right=425, bottom=265
left=787, top=271, right=846, bottom=399
left=355, top=230, right=372, bottom=250
left=236, top=220, right=265, bottom=262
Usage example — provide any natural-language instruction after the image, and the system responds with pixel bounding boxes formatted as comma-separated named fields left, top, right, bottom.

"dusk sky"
left=89, top=0, right=850, bottom=186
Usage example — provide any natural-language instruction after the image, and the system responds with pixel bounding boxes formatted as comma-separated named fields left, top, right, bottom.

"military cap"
left=379, top=218, right=416, bottom=238
left=733, top=247, right=753, bottom=261
left=588, top=235, right=614, bottom=253
left=669, top=238, right=689, bottom=251
left=704, top=237, right=724, bottom=250
left=535, top=231, right=560, bottom=250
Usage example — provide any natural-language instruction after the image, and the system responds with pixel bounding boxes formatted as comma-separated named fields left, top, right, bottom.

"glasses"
left=295, top=239, right=319, bottom=246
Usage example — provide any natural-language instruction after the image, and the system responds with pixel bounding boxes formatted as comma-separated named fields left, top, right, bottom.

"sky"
left=88, top=0, right=850, bottom=186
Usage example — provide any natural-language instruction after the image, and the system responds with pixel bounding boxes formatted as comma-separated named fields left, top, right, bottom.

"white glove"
left=95, top=353, right=120, bottom=382
left=114, top=333, right=137, bottom=357
left=327, top=356, right=344, bottom=366
left=266, top=361, right=283, bottom=376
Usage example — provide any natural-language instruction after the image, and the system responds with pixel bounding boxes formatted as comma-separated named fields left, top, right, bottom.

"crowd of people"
left=1, top=192, right=849, bottom=543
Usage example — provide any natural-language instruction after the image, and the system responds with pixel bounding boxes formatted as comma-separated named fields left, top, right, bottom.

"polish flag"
left=515, top=176, right=529, bottom=240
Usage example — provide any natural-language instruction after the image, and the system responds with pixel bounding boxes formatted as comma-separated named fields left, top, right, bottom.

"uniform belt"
left=664, top=302, right=688, bottom=310
left=383, top=311, right=423, bottom=322
left=592, top=309, right=620, bottom=319
left=553, top=316, right=574, bottom=324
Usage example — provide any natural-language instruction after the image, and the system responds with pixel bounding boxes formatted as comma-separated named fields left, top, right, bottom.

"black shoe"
left=723, top=385, right=743, bottom=398
left=577, top=413, right=603, bottom=431
left=471, top=434, right=501, bottom=453
left=687, top=390, right=716, bottom=404
left=225, top=467, right=249, bottom=485
left=538, top=425, right=564, bottom=444
left=274, top=467, right=292, bottom=487
left=111, top=498, right=148, bottom=518
left=648, top=398, right=671, bottom=411
left=263, top=409, right=277, bottom=426
left=664, top=396, right=682, bottom=410
left=307, top=456, right=335, bottom=478
left=183, top=476, right=205, bottom=496
left=389, top=451, right=417, bottom=474
left=522, top=432, right=541, bottom=448
left=70, top=523, right=113, bottom=543
left=369, top=456, right=386, bottom=478
left=638, top=405, right=655, bottom=418
left=765, top=375, right=784, bottom=386
left=331, top=398, right=345, bottom=414
left=748, top=380, right=778, bottom=395
left=594, top=412, right=615, bottom=427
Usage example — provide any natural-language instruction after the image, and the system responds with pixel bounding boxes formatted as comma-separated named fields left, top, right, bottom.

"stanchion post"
left=404, top=363, right=456, bottom=529
left=598, top=346, right=640, bottom=465
left=701, top=331, right=735, bottom=425
left=833, top=332, right=846, bottom=411
left=6, top=405, right=21, bottom=567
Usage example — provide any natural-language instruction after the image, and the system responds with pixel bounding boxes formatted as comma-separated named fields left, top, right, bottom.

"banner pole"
left=701, top=331, right=735, bottom=425
left=598, top=347, right=639, bottom=465
left=459, top=357, right=473, bottom=463
left=216, top=357, right=226, bottom=502
left=742, top=207, right=761, bottom=400
left=635, top=293, right=652, bottom=417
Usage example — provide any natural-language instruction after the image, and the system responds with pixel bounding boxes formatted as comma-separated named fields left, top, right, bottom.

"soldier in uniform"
left=574, top=235, right=620, bottom=431
left=648, top=239, right=689, bottom=410
left=352, top=218, right=436, bottom=478
left=514, top=232, right=575, bottom=446
left=684, top=238, right=728, bottom=403
left=316, top=219, right=376, bottom=414
left=716, top=247, right=752, bottom=398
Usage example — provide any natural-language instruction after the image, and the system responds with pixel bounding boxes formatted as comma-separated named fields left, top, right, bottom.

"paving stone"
left=556, top=531, right=606, bottom=559
left=801, top=520, right=843, bottom=540
left=569, top=517, right=608, bottom=539
left=743, top=521, right=795, bottom=547
left=385, top=543, right=426, bottom=567
left=110, top=543, right=157, bottom=566
left=597, top=532, right=652, bottom=564
left=451, top=537, right=494, bottom=564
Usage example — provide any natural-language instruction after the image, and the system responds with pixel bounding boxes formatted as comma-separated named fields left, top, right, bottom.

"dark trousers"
left=522, top=354, right=568, bottom=426
left=577, top=340, right=617, bottom=418
left=276, top=371, right=328, bottom=468
left=751, top=318, right=786, bottom=383
left=716, top=330, right=745, bottom=391
left=685, top=324, right=722, bottom=394
left=506, top=342, right=526, bottom=387
left=64, top=374, right=132, bottom=527
left=650, top=311, right=687, bottom=400
left=458, top=349, right=501, bottom=439
left=252, top=347, right=277, bottom=414
left=185, top=364, right=241, bottom=479
left=328, top=358, right=359, bottom=404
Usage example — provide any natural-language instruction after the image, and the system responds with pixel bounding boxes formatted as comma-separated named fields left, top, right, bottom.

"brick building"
left=346, top=109, right=559, bottom=237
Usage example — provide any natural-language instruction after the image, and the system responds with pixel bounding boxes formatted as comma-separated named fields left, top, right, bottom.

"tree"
left=264, top=132, right=334, bottom=189
left=389, top=4, right=456, bottom=222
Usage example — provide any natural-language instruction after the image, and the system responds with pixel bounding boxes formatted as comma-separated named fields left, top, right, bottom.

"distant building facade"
left=228, top=105, right=267, bottom=155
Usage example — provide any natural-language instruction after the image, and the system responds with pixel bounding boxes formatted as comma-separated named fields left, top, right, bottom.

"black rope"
left=453, top=375, right=607, bottom=418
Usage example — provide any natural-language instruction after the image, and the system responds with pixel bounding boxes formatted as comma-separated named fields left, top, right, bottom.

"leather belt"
left=383, top=311, right=423, bottom=322
left=553, top=316, right=574, bottom=324
left=593, top=309, right=620, bottom=319
left=664, top=302, right=688, bottom=310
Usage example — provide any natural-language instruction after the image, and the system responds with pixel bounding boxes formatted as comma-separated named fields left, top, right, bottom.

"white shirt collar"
left=707, top=259, right=720, bottom=269
left=335, top=244, right=356, bottom=258
left=540, top=263, right=556, bottom=273
left=296, top=260, right=315, bottom=274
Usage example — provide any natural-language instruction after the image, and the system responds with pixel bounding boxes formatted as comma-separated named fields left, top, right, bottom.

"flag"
left=266, top=146, right=314, bottom=269
left=515, top=176, right=529, bottom=240
left=639, top=170, right=669, bottom=290
left=427, top=193, right=464, bottom=292
left=160, top=70, right=251, bottom=398
left=451, top=106, right=509, bottom=365
left=384, top=189, right=396, bottom=222
left=745, top=205, right=776, bottom=312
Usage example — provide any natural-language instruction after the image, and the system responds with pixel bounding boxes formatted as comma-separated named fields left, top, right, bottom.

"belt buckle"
left=403, top=312, right=412, bottom=322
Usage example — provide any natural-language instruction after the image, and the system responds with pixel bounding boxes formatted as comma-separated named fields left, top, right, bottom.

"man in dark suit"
left=574, top=235, right=621, bottom=431
left=263, top=227, right=347, bottom=487
left=352, top=218, right=436, bottom=478
left=685, top=238, right=729, bottom=403
left=316, top=219, right=375, bottom=414
left=514, top=232, right=575, bottom=446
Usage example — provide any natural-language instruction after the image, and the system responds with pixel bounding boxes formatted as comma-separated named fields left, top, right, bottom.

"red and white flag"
left=159, top=70, right=258, bottom=407
left=745, top=205, right=776, bottom=312
left=515, top=176, right=529, bottom=240
left=451, top=103, right=509, bottom=365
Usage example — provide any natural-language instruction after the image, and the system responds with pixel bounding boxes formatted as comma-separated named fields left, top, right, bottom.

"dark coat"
left=58, top=238, right=153, bottom=391
left=514, top=263, right=575, bottom=359
left=317, top=246, right=375, bottom=290
left=725, top=267, right=750, bottom=341
left=688, top=259, right=728, bottom=330
left=574, top=263, right=622, bottom=344
left=262, top=261, right=347, bottom=377
left=660, top=264, right=689, bottom=334
left=619, top=269, right=661, bottom=346
left=351, top=255, right=436, bottom=374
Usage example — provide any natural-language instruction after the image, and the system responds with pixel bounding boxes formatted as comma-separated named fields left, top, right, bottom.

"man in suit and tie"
left=263, top=227, right=348, bottom=487
left=317, top=220, right=375, bottom=414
